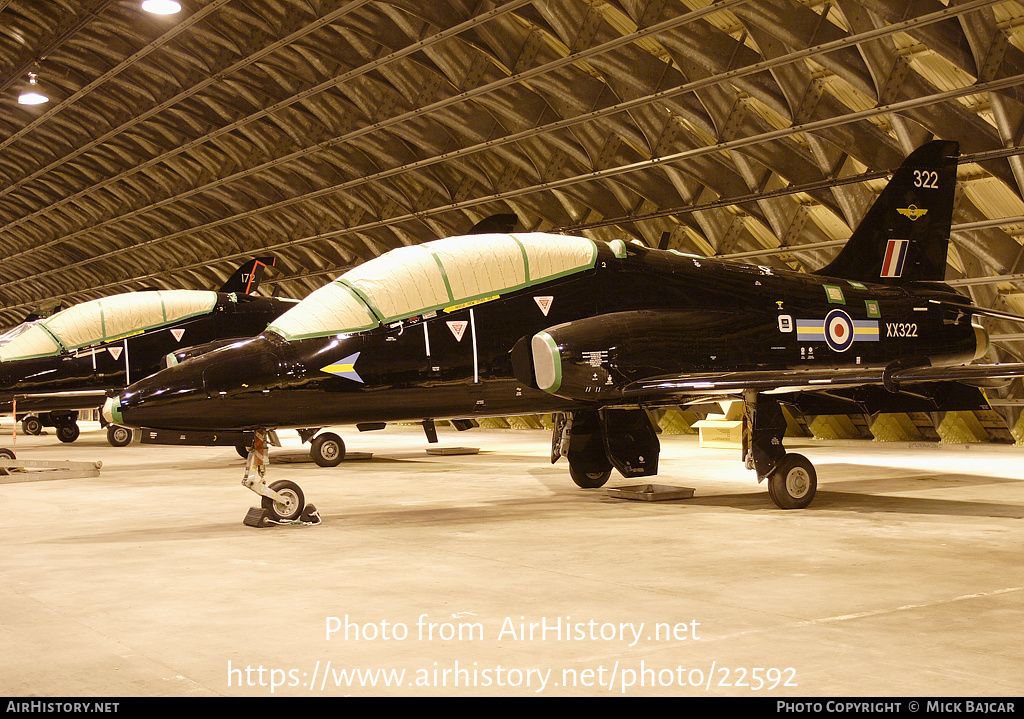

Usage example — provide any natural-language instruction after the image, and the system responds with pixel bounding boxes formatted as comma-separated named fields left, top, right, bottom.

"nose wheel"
left=241, top=429, right=320, bottom=526
left=261, top=480, right=305, bottom=521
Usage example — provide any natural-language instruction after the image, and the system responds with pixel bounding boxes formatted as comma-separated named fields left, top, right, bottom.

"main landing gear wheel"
left=21, top=416, right=42, bottom=435
left=261, top=479, right=305, bottom=522
left=767, top=453, right=817, bottom=510
left=56, top=423, right=80, bottom=443
left=310, top=432, right=345, bottom=467
left=569, top=464, right=612, bottom=489
left=106, top=425, right=133, bottom=447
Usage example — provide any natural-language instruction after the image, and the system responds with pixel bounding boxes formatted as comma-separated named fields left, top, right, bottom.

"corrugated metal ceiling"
left=1, top=0, right=1024, bottom=385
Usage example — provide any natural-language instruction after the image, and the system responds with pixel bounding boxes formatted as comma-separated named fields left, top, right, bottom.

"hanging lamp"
left=141, top=0, right=181, bottom=14
left=17, top=73, right=48, bottom=105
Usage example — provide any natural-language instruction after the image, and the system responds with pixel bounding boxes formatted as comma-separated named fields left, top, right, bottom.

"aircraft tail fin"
left=467, top=213, right=519, bottom=234
left=817, top=140, right=959, bottom=285
left=219, top=257, right=276, bottom=294
left=23, top=299, right=63, bottom=322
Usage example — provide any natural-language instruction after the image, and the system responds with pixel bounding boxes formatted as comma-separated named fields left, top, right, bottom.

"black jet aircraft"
left=1, top=257, right=296, bottom=445
left=105, top=141, right=1024, bottom=520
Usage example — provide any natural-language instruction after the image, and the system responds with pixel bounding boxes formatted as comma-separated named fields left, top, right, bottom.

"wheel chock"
left=242, top=504, right=322, bottom=527
left=243, top=506, right=272, bottom=527
left=300, top=504, right=321, bottom=524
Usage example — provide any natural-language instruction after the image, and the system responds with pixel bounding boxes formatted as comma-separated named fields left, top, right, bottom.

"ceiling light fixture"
left=141, top=0, right=181, bottom=14
left=17, top=73, right=48, bottom=105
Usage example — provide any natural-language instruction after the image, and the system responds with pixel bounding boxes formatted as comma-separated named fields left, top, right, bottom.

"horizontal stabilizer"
left=951, top=303, right=1024, bottom=325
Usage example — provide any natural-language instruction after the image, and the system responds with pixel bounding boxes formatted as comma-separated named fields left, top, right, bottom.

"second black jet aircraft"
left=1, top=257, right=295, bottom=445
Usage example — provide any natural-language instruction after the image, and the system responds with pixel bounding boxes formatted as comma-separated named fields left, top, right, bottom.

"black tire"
left=21, top=416, right=42, bottom=435
left=106, top=425, right=133, bottom=447
left=310, top=432, right=345, bottom=467
left=56, top=423, right=80, bottom=443
left=767, top=453, right=817, bottom=509
left=569, top=463, right=612, bottom=488
left=261, top=480, right=305, bottom=522
left=235, top=443, right=252, bottom=459
left=0, top=447, right=13, bottom=475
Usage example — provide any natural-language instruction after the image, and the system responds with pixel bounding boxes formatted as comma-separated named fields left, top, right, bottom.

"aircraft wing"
left=622, top=362, right=1024, bottom=399
left=2, top=389, right=113, bottom=414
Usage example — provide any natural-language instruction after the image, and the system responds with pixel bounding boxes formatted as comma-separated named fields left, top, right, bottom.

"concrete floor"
left=1, top=420, right=1021, bottom=697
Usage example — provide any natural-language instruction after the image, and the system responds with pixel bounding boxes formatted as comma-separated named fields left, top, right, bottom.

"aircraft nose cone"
left=102, top=396, right=122, bottom=426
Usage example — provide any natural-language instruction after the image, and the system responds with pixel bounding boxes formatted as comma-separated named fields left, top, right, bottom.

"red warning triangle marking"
left=108, top=346, right=123, bottom=360
left=171, top=329, right=185, bottom=342
left=447, top=320, right=468, bottom=342
left=534, top=296, right=553, bottom=316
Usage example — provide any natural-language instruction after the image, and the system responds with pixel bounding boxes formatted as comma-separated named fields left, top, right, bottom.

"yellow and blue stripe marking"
left=320, top=352, right=363, bottom=383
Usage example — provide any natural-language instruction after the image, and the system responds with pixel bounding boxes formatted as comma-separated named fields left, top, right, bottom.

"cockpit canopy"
left=268, top=232, right=599, bottom=341
left=0, top=290, right=218, bottom=362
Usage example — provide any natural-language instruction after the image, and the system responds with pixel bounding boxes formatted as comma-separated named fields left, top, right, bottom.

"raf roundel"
left=824, top=309, right=855, bottom=353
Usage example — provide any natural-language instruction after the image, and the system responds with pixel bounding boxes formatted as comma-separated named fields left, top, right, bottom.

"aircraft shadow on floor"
left=677, top=464, right=1023, bottom=517
left=45, top=476, right=1024, bottom=547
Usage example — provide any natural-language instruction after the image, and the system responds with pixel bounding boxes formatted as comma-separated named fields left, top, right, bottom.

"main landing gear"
left=19, top=412, right=80, bottom=443
left=552, top=395, right=818, bottom=509
left=552, top=408, right=658, bottom=489
left=235, top=428, right=346, bottom=466
left=296, top=428, right=346, bottom=466
left=106, top=425, right=133, bottom=447
left=744, top=391, right=817, bottom=509
left=241, top=429, right=321, bottom=527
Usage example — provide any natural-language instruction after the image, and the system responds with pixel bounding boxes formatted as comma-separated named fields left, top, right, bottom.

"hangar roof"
left=1, top=0, right=1024, bottom=381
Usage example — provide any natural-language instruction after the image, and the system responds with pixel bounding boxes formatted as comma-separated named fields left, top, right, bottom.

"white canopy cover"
left=269, top=232, right=599, bottom=341
left=0, top=290, right=218, bottom=361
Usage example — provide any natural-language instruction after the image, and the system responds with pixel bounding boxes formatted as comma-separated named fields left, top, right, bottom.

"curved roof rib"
left=0, top=0, right=1021, bottom=410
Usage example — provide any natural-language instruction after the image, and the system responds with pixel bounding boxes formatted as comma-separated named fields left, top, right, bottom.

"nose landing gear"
left=241, top=429, right=321, bottom=527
